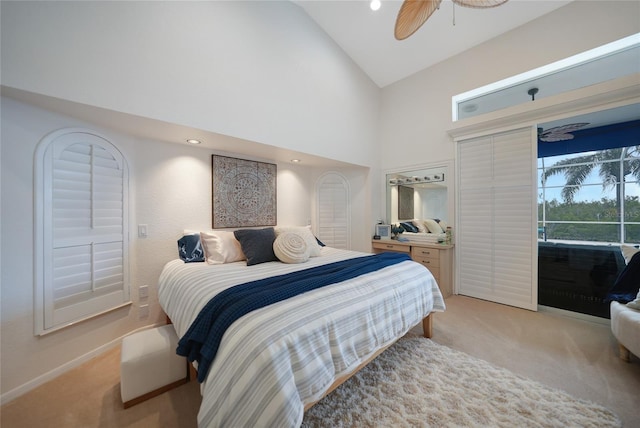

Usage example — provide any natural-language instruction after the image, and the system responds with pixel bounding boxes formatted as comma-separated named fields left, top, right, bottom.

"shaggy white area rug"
left=301, top=336, right=620, bottom=428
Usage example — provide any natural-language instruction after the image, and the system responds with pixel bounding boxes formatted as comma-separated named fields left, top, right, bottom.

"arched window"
left=315, top=172, right=350, bottom=249
left=34, top=129, right=130, bottom=335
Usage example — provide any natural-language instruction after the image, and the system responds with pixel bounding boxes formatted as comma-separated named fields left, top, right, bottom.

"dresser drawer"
left=412, top=253, right=440, bottom=268
left=411, top=247, right=440, bottom=261
left=372, top=241, right=410, bottom=253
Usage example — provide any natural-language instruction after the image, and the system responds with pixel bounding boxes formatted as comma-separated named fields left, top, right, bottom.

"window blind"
left=36, top=130, right=130, bottom=334
left=316, top=173, right=350, bottom=249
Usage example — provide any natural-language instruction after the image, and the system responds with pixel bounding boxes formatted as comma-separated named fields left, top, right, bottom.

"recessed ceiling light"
left=186, top=139, right=201, bottom=145
left=291, top=159, right=301, bottom=163
left=370, top=0, right=381, bottom=11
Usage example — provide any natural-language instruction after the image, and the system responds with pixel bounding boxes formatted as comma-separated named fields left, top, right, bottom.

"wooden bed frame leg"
left=422, top=314, right=433, bottom=338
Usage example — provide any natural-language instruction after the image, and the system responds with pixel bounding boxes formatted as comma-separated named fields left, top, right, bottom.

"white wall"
left=0, top=96, right=369, bottom=400
left=379, top=0, right=640, bottom=172
left=1, top=0, right=638, bottom=403
left=0, top=1, right=381, bottom=168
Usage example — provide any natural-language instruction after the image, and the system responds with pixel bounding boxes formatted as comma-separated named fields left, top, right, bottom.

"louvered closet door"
left=43, top=132, right=129, bottom=329
left=457, top=127, right=537, bottom=310
left=316, top=173, right=350, bottom=249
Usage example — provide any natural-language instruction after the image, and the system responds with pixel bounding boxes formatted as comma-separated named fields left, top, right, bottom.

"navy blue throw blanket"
left=177, top=252, right=411, bottom=382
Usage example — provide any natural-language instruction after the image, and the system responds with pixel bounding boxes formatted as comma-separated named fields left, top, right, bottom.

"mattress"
left=158, top=246, right=445, bottom=427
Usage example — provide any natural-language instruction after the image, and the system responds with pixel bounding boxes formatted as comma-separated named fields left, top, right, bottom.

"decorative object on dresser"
left=375, top=224, right=392, bottom=240
left=372, top=240, right=453, bottom=298
left=211, top=155, right=276, bottom=228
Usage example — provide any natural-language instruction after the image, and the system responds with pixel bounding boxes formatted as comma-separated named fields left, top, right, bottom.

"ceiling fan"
left=394, top=0, right=510, bottom=40
left=538, top=123, right=590, bottom=142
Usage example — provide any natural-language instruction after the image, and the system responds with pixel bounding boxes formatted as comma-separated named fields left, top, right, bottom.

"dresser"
left=371, top=240, right=453, bottom=298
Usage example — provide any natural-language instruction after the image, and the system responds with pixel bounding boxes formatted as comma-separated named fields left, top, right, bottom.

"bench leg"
left=619, top=343, right=631, bottom=362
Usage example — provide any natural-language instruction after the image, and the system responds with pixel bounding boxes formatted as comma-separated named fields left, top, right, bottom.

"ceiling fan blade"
left=394, top=0, right=442, bottom=41
left=540, top=133, right=575, bottom=143
left=452, top=0, right=509, bottom=8
left=539, top=122, right=590, bottom=142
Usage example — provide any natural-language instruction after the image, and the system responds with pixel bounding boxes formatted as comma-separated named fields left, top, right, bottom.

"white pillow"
left=620, top=244, right=640, bottom=265
left=422, top=219, right=443, bottom=234
left=627, top=290, right=640, bottom=310
left=200, top=230, right=246, bottom=264
left=411, top=219, right=427, bottom=233
left=437, top=219, right=448, bottom=232
left=274, top=225, right=322, bottom=257
left=273, top=232, right=310, bottom=264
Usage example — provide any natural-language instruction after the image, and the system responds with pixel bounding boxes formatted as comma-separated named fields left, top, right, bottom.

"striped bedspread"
left=158, top=247, right=445, bottom=428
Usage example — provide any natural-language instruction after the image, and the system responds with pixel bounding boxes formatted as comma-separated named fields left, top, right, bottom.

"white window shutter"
left=316, top=173, right=350, bottom=249
left=457, top=127, right=537, bottom=310
left=35, top=130, right=130, bottom=334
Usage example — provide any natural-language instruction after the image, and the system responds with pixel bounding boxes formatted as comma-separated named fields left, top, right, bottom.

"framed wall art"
left=212, top=155, right=277, bottom=228
left=398, top=185, right=414, bottom=220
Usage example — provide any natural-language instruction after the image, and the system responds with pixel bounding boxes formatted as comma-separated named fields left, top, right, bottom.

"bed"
left=159, top=242, right=445, bottom=427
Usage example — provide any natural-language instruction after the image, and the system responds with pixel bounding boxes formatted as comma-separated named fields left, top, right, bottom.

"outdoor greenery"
left=538, top=196, right=640, bottom=242
left=538, top=145, right=640, bottom=244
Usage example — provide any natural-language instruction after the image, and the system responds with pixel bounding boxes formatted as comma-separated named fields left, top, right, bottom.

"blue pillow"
left=177, top=234, right=204, bottom=263
left=400, top=221, right=418, bottom=233
left=234, top=228, right=279, bottom=266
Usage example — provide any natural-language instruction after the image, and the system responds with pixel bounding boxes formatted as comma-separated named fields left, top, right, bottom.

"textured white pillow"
left=412, top=219, right=427, bottom=233
left=200, top=230, right=245, bottom=264
left=274, top=225, right=322, bottom=257
left=620, top=244, right=640, bottom=265
left=422, top=219, right=443, bottom=234
left=273, top=232, right=310, bottom=264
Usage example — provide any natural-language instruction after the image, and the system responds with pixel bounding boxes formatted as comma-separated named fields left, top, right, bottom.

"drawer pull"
left=421, top=251, right=431, bottom=255
left=386, top=245, right=394, bottom=248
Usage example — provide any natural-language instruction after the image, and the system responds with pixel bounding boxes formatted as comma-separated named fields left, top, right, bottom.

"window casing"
left=316, top=172, right=351, bottom=249
left=35, top=129, right=130, bottom=335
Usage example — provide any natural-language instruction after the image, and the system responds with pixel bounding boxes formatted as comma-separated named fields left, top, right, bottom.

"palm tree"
left=542, top=146, right=640, bottom=222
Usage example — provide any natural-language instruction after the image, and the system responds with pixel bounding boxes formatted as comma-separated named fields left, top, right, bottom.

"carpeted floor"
left=302, top=336, right=620, bottom=427
left=2, top=295, right=639, bottom=427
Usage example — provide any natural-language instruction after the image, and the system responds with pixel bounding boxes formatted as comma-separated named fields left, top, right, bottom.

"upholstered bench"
left=120, top=324, right=188, bottom=408
left=610, top=301, right=640, bottom=362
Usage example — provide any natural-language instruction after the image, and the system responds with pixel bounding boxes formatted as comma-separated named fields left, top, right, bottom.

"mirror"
left=385, top=162, right=453, bottom=226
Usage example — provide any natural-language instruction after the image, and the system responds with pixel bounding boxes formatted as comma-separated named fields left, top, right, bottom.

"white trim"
left=315, top=171, right=351, bottom=249
left=452, top=33, right=640, bottom=121
left=34, top=127, right=131, bottom=335
left=0, top=322, right=166, bottom=405
left=448, top=73, right=640, bottom=141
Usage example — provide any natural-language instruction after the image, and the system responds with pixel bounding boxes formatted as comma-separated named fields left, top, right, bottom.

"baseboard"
left=538, top=305, right=610, bottom=326
left=0, top=322, right=166, bottom=406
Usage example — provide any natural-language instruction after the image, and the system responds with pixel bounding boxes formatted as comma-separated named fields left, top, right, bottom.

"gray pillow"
left=234, top=228, right=278, bottom=266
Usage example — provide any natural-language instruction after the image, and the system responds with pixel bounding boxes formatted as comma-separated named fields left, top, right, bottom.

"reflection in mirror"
left=386, top=164, right=450, bottom=226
